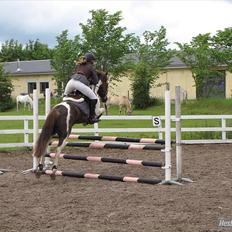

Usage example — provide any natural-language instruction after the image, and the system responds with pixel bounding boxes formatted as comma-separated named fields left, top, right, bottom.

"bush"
left=131, top=62, right=153, bottom=109
left=0, top=64, right=14, bottom=111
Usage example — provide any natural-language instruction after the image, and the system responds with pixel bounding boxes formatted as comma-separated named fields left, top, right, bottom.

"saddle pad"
left=65, top=100, right=90, bottom=118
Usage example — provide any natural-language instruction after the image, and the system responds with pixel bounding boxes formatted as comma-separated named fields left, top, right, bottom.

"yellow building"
left=3, top=58, right=232, bottom=99
left=110, top=57, right=232, bottom=100
left=3, top=59, right=56, bottom=98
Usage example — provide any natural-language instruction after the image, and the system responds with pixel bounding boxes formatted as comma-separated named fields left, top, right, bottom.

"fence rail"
left=1, top=114, right=232, bottom=147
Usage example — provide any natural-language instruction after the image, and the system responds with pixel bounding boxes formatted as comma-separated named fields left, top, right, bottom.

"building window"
left=200, top=71, right=225, bottom=98
left=40, top=82, right=49, bottom=94
left=28, top=82, right=37, bottom=94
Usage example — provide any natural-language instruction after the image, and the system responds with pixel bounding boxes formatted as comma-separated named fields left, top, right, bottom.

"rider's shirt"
left=74, top=63, right=98, bottom=86
left=71, top=74, right=89, bottom=86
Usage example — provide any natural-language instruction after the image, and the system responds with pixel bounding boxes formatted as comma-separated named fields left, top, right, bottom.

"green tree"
left=0, top=64, right=13, bottom=111
left=131, top=26, right=174, bottom=108
left=0, top=39, right=53, bottom=62
left=213, top=27, right=232, bottom=72
left=52, top=30, right=82, bottom=96
left=24, top=39, right=54, bottom=60
left=0, top=39, right=25, bottom=62
left=79, top=9, right=136, bottom=78
left=176, top=33, right=224, bottom=98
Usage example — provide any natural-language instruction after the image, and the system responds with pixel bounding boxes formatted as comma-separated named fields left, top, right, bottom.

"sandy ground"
left=0, top=144, right=232, bottom=232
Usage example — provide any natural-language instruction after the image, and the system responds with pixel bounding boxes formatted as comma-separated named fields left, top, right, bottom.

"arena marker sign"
left=152, top=116, right=161, bottom=127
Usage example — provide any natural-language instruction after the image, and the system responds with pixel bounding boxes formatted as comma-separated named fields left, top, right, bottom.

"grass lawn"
left=1, top=98, right=232, bottom=149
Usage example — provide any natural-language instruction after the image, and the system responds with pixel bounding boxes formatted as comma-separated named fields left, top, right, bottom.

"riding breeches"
left=64, top=79, right=97, bottom=100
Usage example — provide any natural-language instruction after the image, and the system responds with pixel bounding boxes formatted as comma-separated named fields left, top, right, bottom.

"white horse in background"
left=16, top=94, right=33, bottom=111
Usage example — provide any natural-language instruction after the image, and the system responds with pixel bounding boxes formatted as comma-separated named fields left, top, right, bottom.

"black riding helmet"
left=84, top=52, right=96, bottom=63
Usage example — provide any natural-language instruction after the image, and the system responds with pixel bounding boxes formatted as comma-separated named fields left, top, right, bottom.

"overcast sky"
left=0, top=0, right=232, bottom=49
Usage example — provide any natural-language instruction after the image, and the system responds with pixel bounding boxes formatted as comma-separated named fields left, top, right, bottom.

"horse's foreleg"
left=119, top=105, right=122, bottom=115
left=32, top=155, right=44, bottom=178
left=32, top=155, right=39, bottom=171
left=50, top=138, right=67, bottom=180
left=53, top=139, right=67, bottom=169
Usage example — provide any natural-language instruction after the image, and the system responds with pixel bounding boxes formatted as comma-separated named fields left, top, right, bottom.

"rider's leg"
left=65, top=80, right=99, bottom=123
left=76, top=84, right=99, bottom=124
left=64, top=79, right=76, bottom=96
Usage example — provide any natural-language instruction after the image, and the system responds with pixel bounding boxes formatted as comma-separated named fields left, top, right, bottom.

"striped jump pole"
left=46, top=153, right=163, bottom=167
left=51, top=141, right=164, bottom=150
left=54, top=135, right=167, bottom=145
left=43, top=170, right=162, bottom=185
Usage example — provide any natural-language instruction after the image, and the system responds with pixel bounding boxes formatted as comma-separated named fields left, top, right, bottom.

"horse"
left=32, top=70, right=108, bottom=177
left=16, top=94, right=33, bottom=111
left=106, top=95, right=132, bottom=115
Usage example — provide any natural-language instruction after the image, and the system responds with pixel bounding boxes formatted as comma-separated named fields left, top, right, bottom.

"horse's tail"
left=33, top=109, right=58, bottom=158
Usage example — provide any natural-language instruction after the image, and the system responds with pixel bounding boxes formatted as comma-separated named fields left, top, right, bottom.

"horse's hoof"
left=34, top=171, right=42, bottom=179
left=38, top=164, right=43, bottom=171
left=50, top=169, right=57, bottom=180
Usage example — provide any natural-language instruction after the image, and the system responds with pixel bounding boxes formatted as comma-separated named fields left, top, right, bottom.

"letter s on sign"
left=152, top=116, right=161, bottom=127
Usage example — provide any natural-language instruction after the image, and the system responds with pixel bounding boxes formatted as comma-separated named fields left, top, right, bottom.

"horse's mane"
left=75, top=57, right=87, bottom=65
left=96, top=70, right=108, bottom=81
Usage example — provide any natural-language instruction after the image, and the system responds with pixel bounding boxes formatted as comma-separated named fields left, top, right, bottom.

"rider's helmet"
left=84, top=52, right=96, bottom=63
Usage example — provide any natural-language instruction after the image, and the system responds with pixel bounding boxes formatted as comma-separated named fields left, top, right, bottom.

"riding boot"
left=88, top=99, right=100, bottom=124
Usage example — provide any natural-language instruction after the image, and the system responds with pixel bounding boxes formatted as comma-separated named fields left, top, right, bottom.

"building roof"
left=3, top=59, right=54, bottom=75
left=2, top=57, right=188, bottom=75
left=166, top=57, right=188, bottom=69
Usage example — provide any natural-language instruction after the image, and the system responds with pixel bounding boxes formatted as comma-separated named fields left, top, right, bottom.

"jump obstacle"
left=43, top=170, right=162, bottom=185
left=50, top=141, right=164, bottom=150
left=46, top=153, right=163, bottom=167
left=53, top=134, right=167, bottom=145
left=30, top=87, right=191, bottom=185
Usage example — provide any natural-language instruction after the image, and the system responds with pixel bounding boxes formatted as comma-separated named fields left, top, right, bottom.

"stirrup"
left=88, top=116, right=100, bottom=124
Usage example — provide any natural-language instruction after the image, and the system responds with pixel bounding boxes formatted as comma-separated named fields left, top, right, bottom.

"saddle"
left=63, top=91, right=90, bottom=118
left=63, top=90, right=104, bottom=124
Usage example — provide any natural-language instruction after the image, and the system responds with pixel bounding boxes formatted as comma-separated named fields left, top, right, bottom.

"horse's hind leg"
left=44, top=146, right=53, bottom=169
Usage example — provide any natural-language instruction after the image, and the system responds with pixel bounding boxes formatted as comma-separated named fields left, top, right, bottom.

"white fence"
left=1, top=86, right=232, bottom=148
left=1, top=114, right=232, bottom=148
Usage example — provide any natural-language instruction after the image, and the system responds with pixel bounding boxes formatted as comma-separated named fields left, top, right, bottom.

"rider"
left=64, top=52, right=100, bottom=124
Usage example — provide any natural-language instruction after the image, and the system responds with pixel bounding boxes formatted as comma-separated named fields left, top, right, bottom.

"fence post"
left=175, top=86, right=193, bottom=183
left=33, top=89, right=39, bottom=147
left=164, top=88, right=171, bottom=182
left=158, top=121, right=163, bottom=140
left=24, top=119, right=29, bottom=146
left=94, top=123, right=99, bottom=136
left=44, top=88, right=52, bottom=167
left=221, top=118, right=226, bottom=141
left=175, top=86, right=182, bottom=180
left=45, top=88, right=51, bottom=116
left=162, top=86, right=181, bottom=185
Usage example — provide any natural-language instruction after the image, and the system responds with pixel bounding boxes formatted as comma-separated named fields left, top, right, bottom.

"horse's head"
left=96, top=70, right=108, bottom=103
